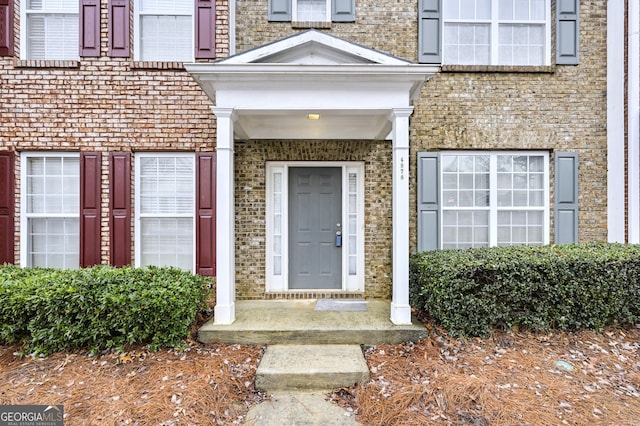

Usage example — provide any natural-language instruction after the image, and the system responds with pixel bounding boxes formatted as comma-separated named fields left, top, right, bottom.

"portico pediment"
left=220, top=30, right=410, bottom=65
left=186, top=30, right=439, bottom=140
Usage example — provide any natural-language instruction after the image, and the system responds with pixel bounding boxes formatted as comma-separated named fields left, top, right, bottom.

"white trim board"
left=265, top=161, right=365, bottom=293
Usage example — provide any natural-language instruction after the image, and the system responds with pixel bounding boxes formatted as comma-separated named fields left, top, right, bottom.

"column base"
left=214, top=302, right=236, bottom=325
left=390, top=302, right=412, bottom=325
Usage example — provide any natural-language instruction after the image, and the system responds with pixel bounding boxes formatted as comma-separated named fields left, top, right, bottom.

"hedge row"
left=409, top=243, right=640, bottom=337
left=0, top=265, right=210, bottom=355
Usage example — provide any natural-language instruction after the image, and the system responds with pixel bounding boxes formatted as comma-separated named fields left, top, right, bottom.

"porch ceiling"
left=231, top=108, right=392, bottom=140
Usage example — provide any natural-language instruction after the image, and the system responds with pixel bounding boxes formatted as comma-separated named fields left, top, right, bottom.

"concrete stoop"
left=255, top=344, right=370, bottom=392
left=198, top=300, right=428, bottom=345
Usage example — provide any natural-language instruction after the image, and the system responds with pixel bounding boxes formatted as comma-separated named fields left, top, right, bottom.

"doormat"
left=314, top=299, right=368, bottom=311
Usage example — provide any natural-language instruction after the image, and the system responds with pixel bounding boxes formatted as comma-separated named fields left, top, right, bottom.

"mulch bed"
left=1, top=324, right=639, bottom=425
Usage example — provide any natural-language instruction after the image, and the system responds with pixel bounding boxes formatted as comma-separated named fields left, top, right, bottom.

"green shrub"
left=409, top=243, right=640, bottom=337
left=0, top=265, right=210, bottom=355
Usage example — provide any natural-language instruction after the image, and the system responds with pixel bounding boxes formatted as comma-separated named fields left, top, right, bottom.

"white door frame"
left=266, top=161, right=365, bottom=293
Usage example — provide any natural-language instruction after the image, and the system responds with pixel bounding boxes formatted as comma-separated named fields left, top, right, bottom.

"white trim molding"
left=390, top=107, right=413, bottom=325
left=265, top=161, right=365, bottom=293
left=607, top=0, right=626, bottom=242
left=212, top=107, right=236, bottom=324
left=629, top=0, right=640, bottom=243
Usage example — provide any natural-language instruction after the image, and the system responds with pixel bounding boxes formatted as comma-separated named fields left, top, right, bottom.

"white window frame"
left=134, top=0, right=195, bottom=62
left=440, top=151, right=550, bottom=249
left=134, top=152, right=196, bottom=272
left=20, top=0, right=79, bottom=60
left=292, top=0, right=331, bottom=22
left=266, top=162, right=365, bottom=293
left=443, top=0, right=551, bottom=66
left=20, top=152, right=80, bottom=268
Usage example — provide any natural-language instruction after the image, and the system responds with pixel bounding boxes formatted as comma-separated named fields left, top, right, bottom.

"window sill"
left=130, top=61, right=186, bottom=70
left=441, top=65, right=556, bottom=74
left=291, top=21, right=331, bottom=29
left=14, top=59, right=80, bottom=68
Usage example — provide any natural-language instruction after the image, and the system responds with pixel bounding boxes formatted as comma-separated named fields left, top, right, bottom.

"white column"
left=629, top=0, right=640, bottom=243
left=212, top=108, right=236, bottom=324
left=390, top=107, right=414, bottom=325
left=607, top=0, right=626, bottom=242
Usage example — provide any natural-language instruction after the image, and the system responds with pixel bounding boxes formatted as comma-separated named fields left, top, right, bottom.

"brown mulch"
left=335, top=324, right=640, bottom=425
left=0, top=341, right=265, bottom=425
left=1, top=325, right=640, bottom=425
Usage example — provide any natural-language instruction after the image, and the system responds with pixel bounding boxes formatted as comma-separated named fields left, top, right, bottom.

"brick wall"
left=234, top=140, right=392, bottom=299
left=1, top=0, right=609, bottom=300
left=0, top=0, right=230, bottom=266
left=234, top=0, right=609, bottom=298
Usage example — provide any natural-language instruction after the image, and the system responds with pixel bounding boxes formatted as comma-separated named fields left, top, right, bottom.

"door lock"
left=335, top=231, right=342, bottom=247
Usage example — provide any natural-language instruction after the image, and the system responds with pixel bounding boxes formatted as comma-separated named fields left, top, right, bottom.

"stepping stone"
left=255, top=345, right=370, bottom=392
left=245, top=392, right=360, bottom=426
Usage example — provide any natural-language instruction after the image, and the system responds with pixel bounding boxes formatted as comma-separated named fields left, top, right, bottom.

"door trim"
left=266, top=161, right=365, bottom=293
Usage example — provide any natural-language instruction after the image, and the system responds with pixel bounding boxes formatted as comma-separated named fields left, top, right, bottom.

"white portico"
left=186, top=30, right=437, bottom=325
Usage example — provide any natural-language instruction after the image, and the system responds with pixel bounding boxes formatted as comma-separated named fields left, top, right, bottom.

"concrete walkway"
left=198, top=299, right=427, bottom=425
left=245, top=392, right=360, bottom=425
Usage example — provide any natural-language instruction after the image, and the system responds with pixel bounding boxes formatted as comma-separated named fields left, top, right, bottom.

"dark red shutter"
left=0, top=152, right=14, bottom=264
left=0, top=0, right=14, bottom=56
left=80, top=0, right=100, bottom=57
left=194, top=0, right=215, bottom=59
left=196, top=153, right=216, bottom=276
left=108, top=0, right=130, bottom=57
left=80, top=152, right=102, bottom=267
left=109, top=152, right=131, bottom=267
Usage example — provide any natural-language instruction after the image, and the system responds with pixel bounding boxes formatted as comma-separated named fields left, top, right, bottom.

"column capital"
left=389, top=107, right=414, bottom=120
left=211, top=107, right=236, bottom=120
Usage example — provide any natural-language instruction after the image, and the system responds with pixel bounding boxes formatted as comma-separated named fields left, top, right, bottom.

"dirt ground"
left=1, top=324, right=639, bottom=425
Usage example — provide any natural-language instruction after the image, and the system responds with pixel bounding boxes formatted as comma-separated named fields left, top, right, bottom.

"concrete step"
left=198, top=300, right=428, bottom=345
left=245, top=392, right=361, bottom=425
left=255, top=345, right=370, bottom=392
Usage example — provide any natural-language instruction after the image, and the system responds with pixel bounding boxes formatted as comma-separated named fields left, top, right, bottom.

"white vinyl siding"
left=135, top=154, right=195, bottom=271
left=21, top=153, right=80, bottom=268
left=135, top=0, right=193, bottom=61
left=22, top=0, right=79, bottom=60
left=441, top=152, right=549, bottom=249
left=443, top=0, right=550, bottom=66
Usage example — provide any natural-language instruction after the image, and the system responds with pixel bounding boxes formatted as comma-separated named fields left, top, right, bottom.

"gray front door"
left=289, top=167, right=342, bottom=289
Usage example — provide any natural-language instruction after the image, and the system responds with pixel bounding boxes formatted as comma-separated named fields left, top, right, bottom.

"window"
left=441, top=152, right=549, bottom=248
left=22, top=0, right=79, bottom=60
left=268, top=0, right=355, bottom=23
left=442, top=0, right=550, bottom=66
left=21, top=153, right=80, bottom=268
left=294, top=0, right=330, bottom=22
left=136, top=0, right=193, bottom=61
left=417, top=151, right=550, bottom=251
left=135, top=154, right=195, bottom=271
